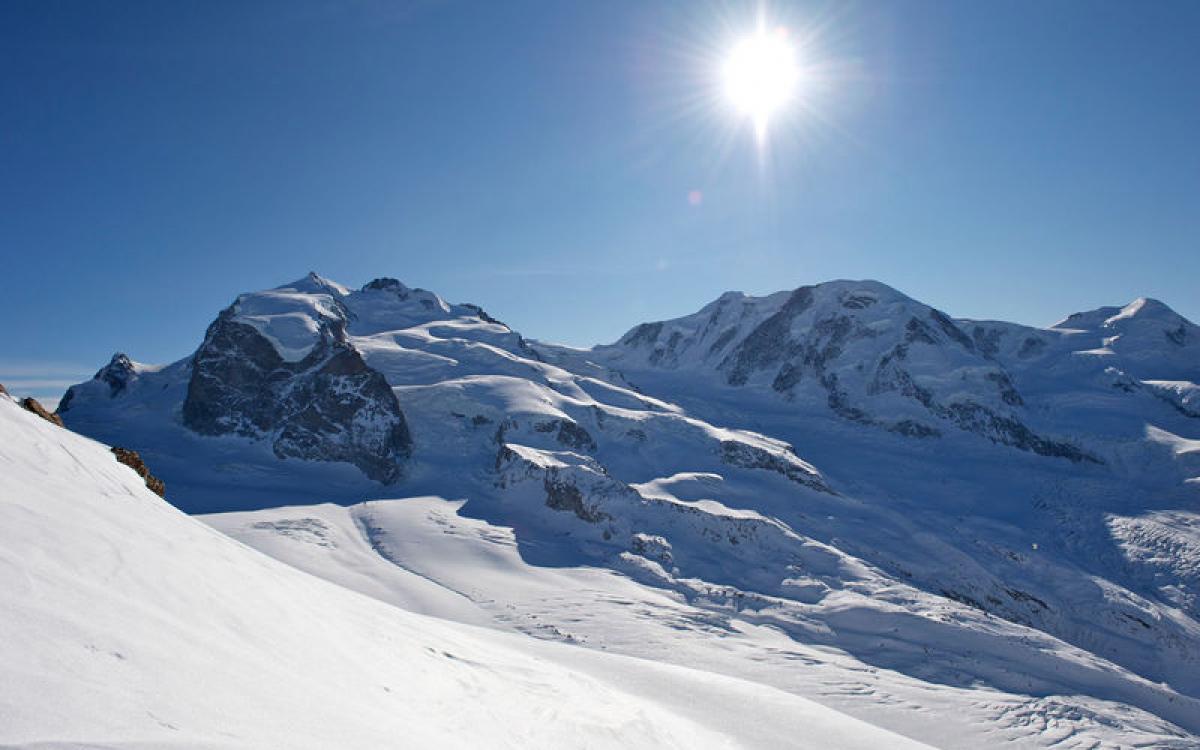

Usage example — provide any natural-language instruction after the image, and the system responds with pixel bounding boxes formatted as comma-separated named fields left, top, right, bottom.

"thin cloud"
left=0, top=378, right=85, bottom=389
left=0, top=361, right=94, bottom=379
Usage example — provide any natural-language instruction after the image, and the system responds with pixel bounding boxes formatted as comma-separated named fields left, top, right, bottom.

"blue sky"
left=2, top=1, right=1198, bottom=405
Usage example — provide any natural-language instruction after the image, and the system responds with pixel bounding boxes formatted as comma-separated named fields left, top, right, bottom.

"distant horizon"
left=3, top=268, right=1194, bottom=412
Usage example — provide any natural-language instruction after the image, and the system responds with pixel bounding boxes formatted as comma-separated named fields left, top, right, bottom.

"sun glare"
left=722, top=26, right=800, bottom=143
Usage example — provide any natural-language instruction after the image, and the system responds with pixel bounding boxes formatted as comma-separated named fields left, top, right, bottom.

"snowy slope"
left=0, top=393, right=935, bottom=749
left=208, top=496, right=1199, bottom=749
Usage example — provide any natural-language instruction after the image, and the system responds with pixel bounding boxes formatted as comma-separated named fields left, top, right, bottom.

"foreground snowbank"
left=0, top=396, right=923, bottom=749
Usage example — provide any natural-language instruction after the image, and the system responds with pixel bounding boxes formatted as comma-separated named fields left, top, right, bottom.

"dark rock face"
left=1017, top=337, right=1047, bottom=359
left=544, top=472, right=612, bottom=523
left=708, top=326, right=740, bottom=355
left=461, top=302, right=502, bottom=326
left=930, top=309, right=976, bottom=352
left=20, top=397, right=64, bottom=427
left=363, top=277, right=406, bottom=293
left=719, top=440, right=831, bottom=492
left=940, top=401, right=1099, bottom=463
left=971, top=326, right=1003, bottom=358
left=111, top=447, right=166, bottom=497
left=533, top=419, right=597, bottom=452
left=98, top=353, right=138, bottom=396
left=623, top=322, right=664, bottom=349
left=182, top=306, right=411, bottom=483
left=725, top=286, right=815, bottom=386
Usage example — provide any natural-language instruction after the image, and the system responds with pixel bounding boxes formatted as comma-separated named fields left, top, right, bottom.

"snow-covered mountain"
left=48, top=273, right=1200, bottom=747
left=560, top=280, right=1199, bottom=468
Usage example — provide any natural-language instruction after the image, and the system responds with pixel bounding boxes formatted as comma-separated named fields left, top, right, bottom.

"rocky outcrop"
left=111, top=447, right=166, bottom=497
left=544, top=472, right=613, bottom=523
left=719, top=440, right=831, bottom=492
left=491, top=441, right=853, bottom=600
left=97, top=353, right=138, bottom=396
left=3, top=384, right=64, bottom=427
left=533, top=418, right=597, bottom=452
left=182, top=304, right=411, bottom=483
left=724, top=286, right=817, bottom=385
left=20, top=397, right=64, bottom=427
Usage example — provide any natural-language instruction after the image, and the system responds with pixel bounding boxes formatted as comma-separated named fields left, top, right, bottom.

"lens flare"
left=722, top=26, right=800, bottom=142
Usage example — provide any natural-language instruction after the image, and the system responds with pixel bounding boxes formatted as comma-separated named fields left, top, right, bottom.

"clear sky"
left=2, top=1, right=1198, bottom=406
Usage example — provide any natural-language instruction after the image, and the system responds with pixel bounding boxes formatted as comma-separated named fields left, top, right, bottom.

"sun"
left=721, top=26, right=801, bottom=142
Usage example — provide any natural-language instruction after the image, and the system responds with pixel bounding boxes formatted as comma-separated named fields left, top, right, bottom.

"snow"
left=276, top=271, right=354, bottom=297
left=1, top=394, right=937, bottom=749
left=1147, top=424, right=1200, bottom=455
left=48, top=274, right=1200, bottom=747
left=208, top=495, right=1200, bottom=749
left=232, top=288, right=346, bottom=362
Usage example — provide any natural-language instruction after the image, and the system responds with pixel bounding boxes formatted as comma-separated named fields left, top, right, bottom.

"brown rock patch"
left=111, top=447, right=166, bottom=498
left=20, top=397, right=65, bottom=428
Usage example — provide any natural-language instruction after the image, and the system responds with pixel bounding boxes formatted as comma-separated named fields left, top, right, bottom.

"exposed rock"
left=363, top=277, right=408, bottom=294
left=840, top=293, right=876, bottom=310
left=529, top=419, right=598, bottom=453
left=622, top=322, right=663, bottom=348
left=708, top=326, right=740, bottom=355
left=462, top=302, right=503, bottom=326
left=938, top=401, right=1100, bottom=463
left=111, top=446, right=166, bottom=497
left=20, top=397, right=64, bottom=427
left=719, top=440, right=831, bottom=493
left=904, top=316, right=938, bottom=346
left=98, top=353, right=138, bottom=396
left=889, top=419, right=941, bottom=438
left=182, top=304, right=411, bottom=483
left=987, top=372, right=1025, bottom=406
left=544, top=472, right=612, bottom=523
left=971, top=325, right=1003, bottom=358
left=724, top=286, right=815, bottom=386
left=631, top=533, right=674, bottom=564
left=1017, top=336, right=1047, bottom=359
left=930, top=309, right=976, bottom=352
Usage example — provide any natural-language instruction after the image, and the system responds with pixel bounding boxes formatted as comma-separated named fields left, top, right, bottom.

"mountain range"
left=9, top=272, right=1199, bottom=747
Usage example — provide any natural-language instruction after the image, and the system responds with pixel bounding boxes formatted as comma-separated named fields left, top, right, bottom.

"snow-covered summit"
left=278, top=270, right=354, bottom=297
left=1045, top=297, right=1200, bottom=381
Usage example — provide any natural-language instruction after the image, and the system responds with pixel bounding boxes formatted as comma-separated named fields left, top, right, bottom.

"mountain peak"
left=94, top=352, right=140, bottom=396
left=275, top=272, right=350, bottom=297
left=1053, top=296, right=1192, bottom=332
left=362, top=277, right=410, bottom=293
left=1106, top=297, right=1182, bottom=326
